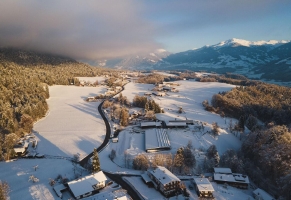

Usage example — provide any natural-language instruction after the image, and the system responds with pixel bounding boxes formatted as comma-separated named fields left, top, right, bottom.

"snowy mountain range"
left=156, top=38, right=291, bottom=82
left=103, top=38, right=291, bottom=82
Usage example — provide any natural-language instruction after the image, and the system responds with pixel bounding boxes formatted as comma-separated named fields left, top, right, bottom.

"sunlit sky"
left=0, top=0, right=290, bottom=60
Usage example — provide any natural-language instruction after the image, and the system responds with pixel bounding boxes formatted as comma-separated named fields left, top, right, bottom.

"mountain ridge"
left=154, top=38, right=291, bottom=82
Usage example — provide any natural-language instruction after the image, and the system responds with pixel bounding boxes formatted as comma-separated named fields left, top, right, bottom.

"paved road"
left=78, top=85, right=141, bottom=199
left=79, top=100, right=111, bottom=166
left=104, top=172, right=142, bottom=200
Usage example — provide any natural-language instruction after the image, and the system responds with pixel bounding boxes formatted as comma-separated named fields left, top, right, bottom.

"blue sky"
left=0, top=0, right=290, bottom=60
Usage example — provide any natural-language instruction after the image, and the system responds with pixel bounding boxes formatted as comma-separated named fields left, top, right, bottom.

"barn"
left=145, top=129, right=171, bottom=152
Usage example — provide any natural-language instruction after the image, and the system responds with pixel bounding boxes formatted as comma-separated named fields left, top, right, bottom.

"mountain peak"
left=213, top=38, right=290, bottom=49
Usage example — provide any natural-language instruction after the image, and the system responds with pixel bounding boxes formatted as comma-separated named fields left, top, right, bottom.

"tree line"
left=210, top=83, right=291, bottom=125
left=204, top=79, right=291, bottom=199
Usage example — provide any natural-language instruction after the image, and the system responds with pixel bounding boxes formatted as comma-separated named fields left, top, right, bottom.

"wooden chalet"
left=147, top=166, right=181, bottom=197
left=67, top=171, right=107, bottom=199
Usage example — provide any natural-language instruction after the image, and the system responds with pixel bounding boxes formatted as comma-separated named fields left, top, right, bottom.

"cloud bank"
left=0, top=0, right=290, bottom=60
left=0, top=0, right=160, bottom=60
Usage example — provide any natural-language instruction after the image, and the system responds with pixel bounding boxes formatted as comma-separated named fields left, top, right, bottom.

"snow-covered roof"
left=213, top=173, right=249, bottom=184
left=214, top=167, right=232, bottom=174
left=68, top=171, right=107, bottom=198
left=145, top=129, right=170, bottom=151
left=194, top=178, right=215, bottom=192
left=165, top=121, right=187, bottom=127
left=253, top=188, right=275, bottom=200
left=140, top=121, right=162, bottom=127
left=148, top=166, right=180, bottom=185
left=114, top=196, right=128, bottom=200
left=13, top=147, right=26, bottom=153
left=169, top=120, right=194, bottom=124
left=23, top=141, right=29, bottom=148
left=53, top=184, right=66, bottom=197
left=141, top=173, right=152, bottom=184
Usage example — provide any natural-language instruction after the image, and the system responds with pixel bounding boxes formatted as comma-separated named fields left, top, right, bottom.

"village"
left=2, top=72, right=275, bottom=200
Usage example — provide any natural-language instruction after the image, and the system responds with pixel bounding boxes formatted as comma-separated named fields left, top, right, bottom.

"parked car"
left=35, top=153, right=44, bottom=158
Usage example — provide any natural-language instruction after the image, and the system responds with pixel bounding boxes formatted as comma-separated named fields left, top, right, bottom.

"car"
left=106, top=180, right=113, bottom=186
left=26, top=153, right=36, bottom=159
left=35, top=153, right=44, bottom=158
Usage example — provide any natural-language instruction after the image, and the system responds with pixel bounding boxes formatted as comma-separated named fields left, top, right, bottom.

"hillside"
left=0, top=48, right=77, bottom=66
left=0, top=48, right=112, bottom=159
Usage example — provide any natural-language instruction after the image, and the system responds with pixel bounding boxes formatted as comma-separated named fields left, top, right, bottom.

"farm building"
left=214, top=167, right=232, bottom=174
left=168, top=119, right=194, bottom=125
left=152, top=91, right=166, bottom=96
left=165, top=121, right=187, bottom=128
left=193, top=178, right=215, bottom=198
left=112, top=137, right=118, bottom=143
left=140, top=121, right=162, bottom=129
left=213, top=168, right=249, bottom=189
left=53, top=184, right=67, bottom=198
left=145, top=129, right=171, bottom=152
left=14, top=140, right=30, bottom=156
left=141, top=173, right=154, bottom=188
left=67, top=171, right=107, bottom=199
left=147, top=166, right=181, bottom=197
left=14, top=147, right=27, bottom=156
left=253, top=188, right=275, bottom=200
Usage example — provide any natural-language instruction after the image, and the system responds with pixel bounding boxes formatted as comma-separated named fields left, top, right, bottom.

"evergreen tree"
left=0, top=181, right=9, bottom=200
left=92, top=148, right=101, bottom=173
left=109, top=149, right=116, bottom=160
left=238, top=116, right=245, bottom=131
left=174, top=148, right=184, bottom=173
left=183, top=147, right=196, bottom=169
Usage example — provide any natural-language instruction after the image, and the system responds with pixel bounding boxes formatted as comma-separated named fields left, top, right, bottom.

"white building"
left=140, top=121, right=162, bottom=128
left=213, top=168, right=249, bottom=189
left=67, top=171, right=107, bottom=199
left=193, top=178, right=215, bottom=198
left=147, top=166, right=181, bottom=197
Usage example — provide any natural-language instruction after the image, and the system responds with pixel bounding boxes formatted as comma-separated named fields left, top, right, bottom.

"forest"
left=0, top=48, right=112, bottom=160
left=207, top=80, right=291, bottom=198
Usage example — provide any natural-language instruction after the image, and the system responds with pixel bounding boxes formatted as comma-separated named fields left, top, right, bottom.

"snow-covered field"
left=118, top=82, right=154, bottom=102
left=34, top=85, right=107, bottom=157
left=0, top=159, right=78, bottom=200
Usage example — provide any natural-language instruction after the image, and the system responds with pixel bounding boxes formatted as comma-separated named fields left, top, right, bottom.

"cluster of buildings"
left=141, top=166, right=214, bottom=198
left=142, top=166, right=274, bottom=199
left=14, top=134, right=37, bottom=157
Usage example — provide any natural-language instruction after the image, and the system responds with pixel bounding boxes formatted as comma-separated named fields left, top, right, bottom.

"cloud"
left=0, top=0, right=161, bottom=60
left=0, top=0, right=290, bottom=60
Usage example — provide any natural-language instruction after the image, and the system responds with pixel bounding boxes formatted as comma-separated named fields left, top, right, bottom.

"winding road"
left=79, top=83, right=142, bottom=200
left=79, top=100, right=111, bottom=166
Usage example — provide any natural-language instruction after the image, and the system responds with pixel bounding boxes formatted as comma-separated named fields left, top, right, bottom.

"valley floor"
left=1, top=77, right=256, bottom=200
